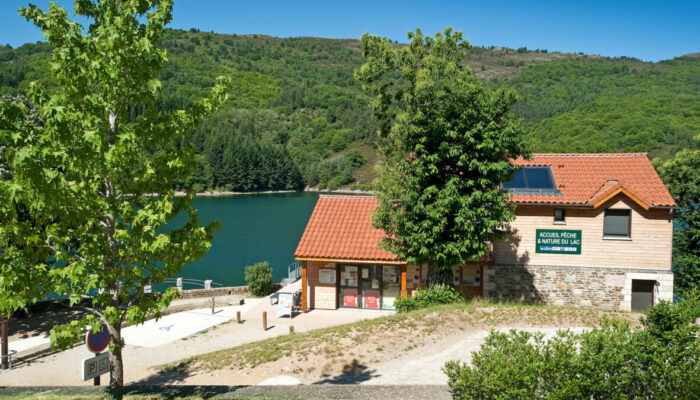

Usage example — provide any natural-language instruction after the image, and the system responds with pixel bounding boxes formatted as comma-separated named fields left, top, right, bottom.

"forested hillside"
left=1, top=30, right=698, bottom=190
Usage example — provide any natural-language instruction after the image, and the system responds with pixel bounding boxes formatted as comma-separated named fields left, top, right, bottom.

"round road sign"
left=85, top=323, right=110, bottom=354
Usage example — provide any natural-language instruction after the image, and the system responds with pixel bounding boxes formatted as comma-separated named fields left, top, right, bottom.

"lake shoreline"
left=173, top=188, right=374, bottom=197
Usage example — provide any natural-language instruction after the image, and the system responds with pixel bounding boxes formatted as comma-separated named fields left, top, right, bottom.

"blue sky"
left=1, top=0, right=698, bottom=62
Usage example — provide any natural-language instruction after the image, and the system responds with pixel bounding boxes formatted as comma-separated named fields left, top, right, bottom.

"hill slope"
left=1, top=30, right=698, bottom=190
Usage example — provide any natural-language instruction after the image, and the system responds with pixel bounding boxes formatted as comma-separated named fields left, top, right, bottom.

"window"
left=604, top=209, right=631, bottom=238
left=554, top=208, right=566, bottom=224
left=501, top=166, right=560, bottom=195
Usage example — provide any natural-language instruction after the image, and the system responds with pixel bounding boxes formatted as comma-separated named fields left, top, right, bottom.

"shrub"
left=245, top=261, right=274, bottom=296
left=444, top=296, right=700, bottom=399
left=394, top=286, right=463, bottom=312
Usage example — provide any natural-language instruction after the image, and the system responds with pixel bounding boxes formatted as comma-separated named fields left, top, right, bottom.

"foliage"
left=0, top=1, right=227, bottom=396
left=244, top=261, right=274, bottom=296
left=444, top=295, right=700, bottom=399
left=356, top=28, right=530, bottom=286
left=493, top=58, right=700, bottom=158
left=658, top=150, right=700, bottom=294
left=2, top=29, right=699, bottom=189
left=0, top=28, right=375, bottom=190
left=393, top=286, right=464, bottom=312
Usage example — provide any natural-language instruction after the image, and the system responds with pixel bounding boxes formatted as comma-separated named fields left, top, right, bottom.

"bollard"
left=236, top=311, right=241, bottom=323
left=289, top=325, right=294, bottom=334
left=211, top=296, right=215, bottom=314
left=1, top=316, right=8, bottom=370
left=262, top=311, right=267, bottom=330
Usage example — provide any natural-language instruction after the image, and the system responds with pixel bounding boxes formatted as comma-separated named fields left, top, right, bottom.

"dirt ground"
left=147, top=303, right=642, bottom=386
left=0, top=301, right=642, bottom=387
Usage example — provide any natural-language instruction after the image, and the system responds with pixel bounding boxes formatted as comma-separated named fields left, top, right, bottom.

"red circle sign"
left=86, top=324, right=110, bottom=353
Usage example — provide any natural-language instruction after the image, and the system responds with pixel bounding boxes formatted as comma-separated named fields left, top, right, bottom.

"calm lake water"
left=173, top=192, right=319, bottom=287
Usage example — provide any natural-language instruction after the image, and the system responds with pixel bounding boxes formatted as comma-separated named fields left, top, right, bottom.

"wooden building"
left=294, top=153, right=676, bottom=312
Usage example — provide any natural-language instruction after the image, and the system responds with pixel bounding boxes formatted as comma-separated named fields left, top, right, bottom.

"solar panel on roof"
left=524, top=167, right=555, bottom=189
left=501, top=166, right=559, bottom=194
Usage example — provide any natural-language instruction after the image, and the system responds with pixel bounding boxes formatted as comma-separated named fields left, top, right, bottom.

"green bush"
left=444, top=295, right=700, bottom=399
left=245, top=261, right=274, bottom=296
left=394, top=286, right=463, bottom=312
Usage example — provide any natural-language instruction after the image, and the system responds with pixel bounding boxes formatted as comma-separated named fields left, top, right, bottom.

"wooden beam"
left=401, top=265, right=407, bottom=298
left=301, top=260, right=308, bottom=312
left=593, top=187, right=649, bottom=210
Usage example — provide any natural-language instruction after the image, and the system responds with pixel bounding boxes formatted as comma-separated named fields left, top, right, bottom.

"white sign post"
left=82, top=352, right=110, bottom=381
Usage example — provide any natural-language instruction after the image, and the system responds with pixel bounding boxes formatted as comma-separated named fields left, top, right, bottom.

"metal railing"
left=162, top=277, right=224, bottom=291
left=282, top=261, right=302, bottom=284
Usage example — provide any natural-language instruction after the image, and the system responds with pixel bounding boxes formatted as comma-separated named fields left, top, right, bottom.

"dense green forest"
left=1, top=30, right=698, bottom=190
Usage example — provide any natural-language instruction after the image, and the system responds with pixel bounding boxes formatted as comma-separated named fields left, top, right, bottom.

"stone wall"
left=484, top=264, right=673, bottom=310
left=180, top=285, right=250, bottom=299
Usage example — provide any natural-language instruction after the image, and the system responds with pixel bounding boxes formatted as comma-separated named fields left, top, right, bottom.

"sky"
left=1, top=0, right=698, bottom=62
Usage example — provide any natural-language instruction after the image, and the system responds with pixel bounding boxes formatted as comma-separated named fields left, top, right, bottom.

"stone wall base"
left=484, top=264, right=673, bottom=311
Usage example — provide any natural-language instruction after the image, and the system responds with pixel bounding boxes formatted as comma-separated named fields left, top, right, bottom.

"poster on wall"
left=277, top=293, right=293, bottom=317
left=343, top=289, right=357, bottom=307
left=536, top=229, right=582, bottom=254
left=365, top=290, right=380, bottom=309
left=319, top=269, right=336, bottom=284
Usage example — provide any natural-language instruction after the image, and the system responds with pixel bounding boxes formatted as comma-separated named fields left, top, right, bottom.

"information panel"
left=536, top=229, right=582, bottom=254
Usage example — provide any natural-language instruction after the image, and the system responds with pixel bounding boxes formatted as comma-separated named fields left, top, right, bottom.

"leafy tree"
left=0, top=1, right=227, bottom=397
left=356, top=28, right=530, bottom=286
left=659, top=149, right=700, bottom=294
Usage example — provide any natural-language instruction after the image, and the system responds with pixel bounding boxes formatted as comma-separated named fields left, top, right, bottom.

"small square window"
left=554, top=208, right=566, bottom=223
left=604, top=209, right=631, bottom=238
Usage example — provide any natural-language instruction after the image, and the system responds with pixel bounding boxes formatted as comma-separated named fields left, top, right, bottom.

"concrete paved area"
left=123, top=300, right=261, bottom=348
left=8, top=334, right=50, bottom=354
left=0, top=282, right=391, bottom=386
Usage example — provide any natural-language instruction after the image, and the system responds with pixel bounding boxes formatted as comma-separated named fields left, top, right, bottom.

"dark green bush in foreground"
left=444, top=294, right=700, bottom=399
left=245, top=261, right=274, bottom=296
left=394, top=286, right=464, bottom=312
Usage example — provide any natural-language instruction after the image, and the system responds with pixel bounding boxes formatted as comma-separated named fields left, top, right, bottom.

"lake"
left=172, top=192, right=319, bottom=287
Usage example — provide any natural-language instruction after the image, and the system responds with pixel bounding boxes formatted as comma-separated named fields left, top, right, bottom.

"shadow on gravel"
left=313, top=359, right=379, bottom=384
left=132, top=360, right=195, bottom=385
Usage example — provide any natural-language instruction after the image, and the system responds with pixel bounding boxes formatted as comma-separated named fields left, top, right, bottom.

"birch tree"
left=0, top=1, right=228, bottom=397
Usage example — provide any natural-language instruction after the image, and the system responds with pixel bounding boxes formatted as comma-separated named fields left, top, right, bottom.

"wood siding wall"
left=306, top=261, right=338, bottom=310
left=493, top=194, right=673, bottom=270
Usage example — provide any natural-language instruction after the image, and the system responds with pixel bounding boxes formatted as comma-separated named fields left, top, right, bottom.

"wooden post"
left=236, top=311, right=241, bottom=323
left=401, top=265, right=407, bottom=298
left=262, top=311, right=267, bottom=331
left=301, top=260, right=308, bottom=312
left=1, top=316, right=8, bottom=370
left=289, top=325, right=294, bottom=334
left=211, top=296, right=215, bottom=314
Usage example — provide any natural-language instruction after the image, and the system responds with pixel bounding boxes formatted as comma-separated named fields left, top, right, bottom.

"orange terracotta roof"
left=294, top=195, right=401, bottom=262
left=508, top=153, right=676, bottom=208
left=295, top=153, right=675, bottom=262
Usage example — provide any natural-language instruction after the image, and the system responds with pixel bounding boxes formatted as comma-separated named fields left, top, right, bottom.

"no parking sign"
left=85, top=323, right=110, bottom=354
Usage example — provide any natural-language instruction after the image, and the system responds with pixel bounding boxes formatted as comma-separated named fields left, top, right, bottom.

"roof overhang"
left=592, top=187, right=649, bottom=210
left=295, top=257, right=406, bottom=265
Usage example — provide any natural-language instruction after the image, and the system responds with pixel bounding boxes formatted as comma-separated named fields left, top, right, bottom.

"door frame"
left=338, top=264, right=383, bottom=309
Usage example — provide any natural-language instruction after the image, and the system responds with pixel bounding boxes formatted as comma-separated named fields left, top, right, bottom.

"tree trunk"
left=426, top=262, right=453, bottom=289
left=108, top=325, right=124, bottom=400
